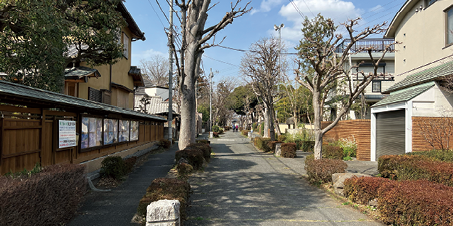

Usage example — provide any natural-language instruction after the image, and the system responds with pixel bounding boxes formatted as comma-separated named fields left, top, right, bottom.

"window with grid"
left=446, top=6, right=453, bottom=46
left=372, top=81, right=381, bottom=93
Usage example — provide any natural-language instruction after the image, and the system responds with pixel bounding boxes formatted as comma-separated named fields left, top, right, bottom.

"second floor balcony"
left=335, top=38, right=395, bottom=53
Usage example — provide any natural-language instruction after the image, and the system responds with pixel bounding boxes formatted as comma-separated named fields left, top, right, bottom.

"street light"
left=274, top=24, right=284, bottom=131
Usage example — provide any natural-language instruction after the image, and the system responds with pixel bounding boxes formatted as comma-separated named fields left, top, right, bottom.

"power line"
left=203, top=54, right=239, bottom=67
left=288, top=0, right=306, bottom=19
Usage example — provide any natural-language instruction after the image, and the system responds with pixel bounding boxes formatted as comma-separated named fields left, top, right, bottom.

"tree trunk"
left=263, top=108, right=269, bottom=138
left=313, top=90, right=323, bottom=160
left=178, top=43, right=198, bottom=150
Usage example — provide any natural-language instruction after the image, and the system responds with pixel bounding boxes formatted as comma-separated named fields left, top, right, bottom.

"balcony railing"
left=335, top=38, right=395, bottom=53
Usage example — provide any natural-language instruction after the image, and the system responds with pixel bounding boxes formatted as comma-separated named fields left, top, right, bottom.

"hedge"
left=186, top=143, right=211, bottom=161
left=304, top=155, right=347, bottom=185
left=137, top=178, right=190, bottom=221
left=302, top=141, right=315, bottom=152
left=241, top=130, right=249, bottom=136
left=0, top=164, right=86, bottom=225
left=267, top=141, right=282, bottom=154
left=175, top=148, right=204, bottom=170
left=255, top=138, right=271, bottom=152
left=158, top=139, right=172, bottom=149
left=344, top=176, right=397, bottom=205
left=406, top=149, right=453, bottom=162
left=281, top=143, right=297, bottom=158
left=378, top=155, right=453, bottom=186
left=378, top=180, right=452, bottom=226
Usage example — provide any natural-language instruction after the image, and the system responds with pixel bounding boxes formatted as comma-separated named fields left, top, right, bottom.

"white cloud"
left=277, top=0, right=363, bottom=43
left=251, top=0, right=284, bottom=15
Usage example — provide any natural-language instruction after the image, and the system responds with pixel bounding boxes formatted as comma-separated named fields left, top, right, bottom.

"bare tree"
left=241, top=37, right=283, bottom=141
left=295, top=14, right=396, bottom=159
left=139, top=55, right=169, bottom=86
left=212, top=79, right=235, bottom=126
left=417, top=108, right=453, bottom=150
left=170, top=0, right=251, bottom=149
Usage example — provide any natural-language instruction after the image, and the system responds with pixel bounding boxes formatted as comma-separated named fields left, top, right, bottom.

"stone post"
left=275, top=143, right=282, bottom=157
left=146, top=200, right=180, bottom=226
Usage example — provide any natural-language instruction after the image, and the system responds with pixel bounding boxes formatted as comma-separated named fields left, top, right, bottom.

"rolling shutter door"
left=376, top=110, right=405, bottom=159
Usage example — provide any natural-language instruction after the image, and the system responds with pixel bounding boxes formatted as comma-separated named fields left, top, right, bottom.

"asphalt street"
left=185, top=131, right=383, bottom=226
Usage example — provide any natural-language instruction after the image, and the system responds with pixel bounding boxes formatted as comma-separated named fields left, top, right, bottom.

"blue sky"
left=124, top=0, right=406, bottom=84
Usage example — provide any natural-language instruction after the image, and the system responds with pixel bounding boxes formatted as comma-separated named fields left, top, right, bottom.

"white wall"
left=412, top=83, right=453, bottom=117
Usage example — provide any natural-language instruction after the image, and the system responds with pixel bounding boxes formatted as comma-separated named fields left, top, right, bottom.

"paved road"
left=185, top=131, right=383, bottom=226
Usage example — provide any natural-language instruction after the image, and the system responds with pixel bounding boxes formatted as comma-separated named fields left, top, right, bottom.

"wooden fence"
left=0, top=106, right=164, bottom=175
left=412, top=117, right=453, bottom=151
left=322, top=120, right=371, bottom=161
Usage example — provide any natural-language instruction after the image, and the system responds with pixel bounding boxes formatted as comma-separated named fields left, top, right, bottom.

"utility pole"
left=209, top=68, right=213, bottom=138
left=167, top=1, right=174, bottom=142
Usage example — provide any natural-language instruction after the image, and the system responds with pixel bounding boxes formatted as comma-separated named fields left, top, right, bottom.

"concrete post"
left=146, top=200, right=180, bottom=226
left=275, top=143, right=282, bottom=157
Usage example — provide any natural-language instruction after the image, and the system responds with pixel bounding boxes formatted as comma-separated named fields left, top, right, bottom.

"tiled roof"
left=0, top=80, right=166, bottom=121
left=385, top=61, right=453, bottom=93
left=64, top=66, right=100, bottom=79
left=372, top=82, right=435, bottom=107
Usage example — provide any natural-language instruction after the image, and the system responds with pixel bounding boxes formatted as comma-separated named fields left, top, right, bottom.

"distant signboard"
left=59, top=120, right=77, bottom=148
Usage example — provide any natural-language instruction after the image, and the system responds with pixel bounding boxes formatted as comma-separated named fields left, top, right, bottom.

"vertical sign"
left=59, top=120, right=76, bottom=148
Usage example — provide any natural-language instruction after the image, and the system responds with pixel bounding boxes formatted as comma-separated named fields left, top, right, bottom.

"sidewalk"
left=69, top=143, right=179, bottom=226
left=185, top=131, right=383, bottom=225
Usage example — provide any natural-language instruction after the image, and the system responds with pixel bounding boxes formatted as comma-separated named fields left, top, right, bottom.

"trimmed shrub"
left=158, top=139, right=171, bottom=149
left=281, top=143, right=297, bottom=158
left=252, top=122, right=258, bottom=131
left=305, top=157, right=347, bottom=185
left=277, top=135, right=286, bottom=142
left=267, top=141, right=282, bottom=154
left=137, top=178, right=190, bottom=221
left=196, top=139, right=210, bottom=144
left=256, top=138, right=271, bottom=151
left=124, top=156, right=137, bottom=174
left=378, top=180, right=452, bottom=226
left=302, top=141, right=315, bottom=152
left=187, top=143, right=211, bottom=161
left=212, top=132, right=219, bottom=137
left=212, top=125, right=220, bottom=133
left=344, top=176, right=396, bottom=205
left=322, top=144, right=343, bottom=160
left=218, top=128, right=224, bottom=134
left=100, top=156, right=126, bottom=180
left=406, top=149, right=453, bottom=162
left=175, top=148, right=204, bottom=170
left=241, top=130, right=249, bottom=136
left=176, top=162, right=193, bottom=179
left=0, top=164, right=86, bottom=225
left=378, top=155, right=453, bottom=186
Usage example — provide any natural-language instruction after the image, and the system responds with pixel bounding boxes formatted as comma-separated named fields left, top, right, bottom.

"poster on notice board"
left=59, top=120, right=77, bottom=148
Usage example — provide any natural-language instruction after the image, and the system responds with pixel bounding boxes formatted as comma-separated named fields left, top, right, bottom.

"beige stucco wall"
left=392, top=0, right=453, bottom=79
left=77, top=26, right=136, bottom=109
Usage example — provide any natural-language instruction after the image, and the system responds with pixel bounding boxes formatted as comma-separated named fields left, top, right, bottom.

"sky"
left=124, top=0, right=407, bottom=85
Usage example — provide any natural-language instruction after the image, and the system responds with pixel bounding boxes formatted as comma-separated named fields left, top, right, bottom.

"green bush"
left=241, top=130, right=249, bottom=136
left=378, top=154, right=453, bottom=186
left=137, top=178, right=190, bottom=221
left=175, top=148, right=205, bottom=170
left=304, top=156, right=347, bottom=185
left=277, top=135, right=286, bottom=142
left=196, top=139, right=210, bottom=144
left=252, top=122, right=257, bottom=131
left=344, top=176, right=396, bottom=205
left=406, top=149, right=453, bottom=162
left=378, top=180, right=452, bottom=226
left=281, top=143, right=297, bottom=158
left=301, top=141, right=315, bottom=152
left=100, top=156, right=126, bottom=180
left=322, top=144, right=343, bottom=160
left=158, top=139, right=171, bottom=149
left=255, top=138, right=271, bottom=151
left=212, top=125, right=220, bottom=133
